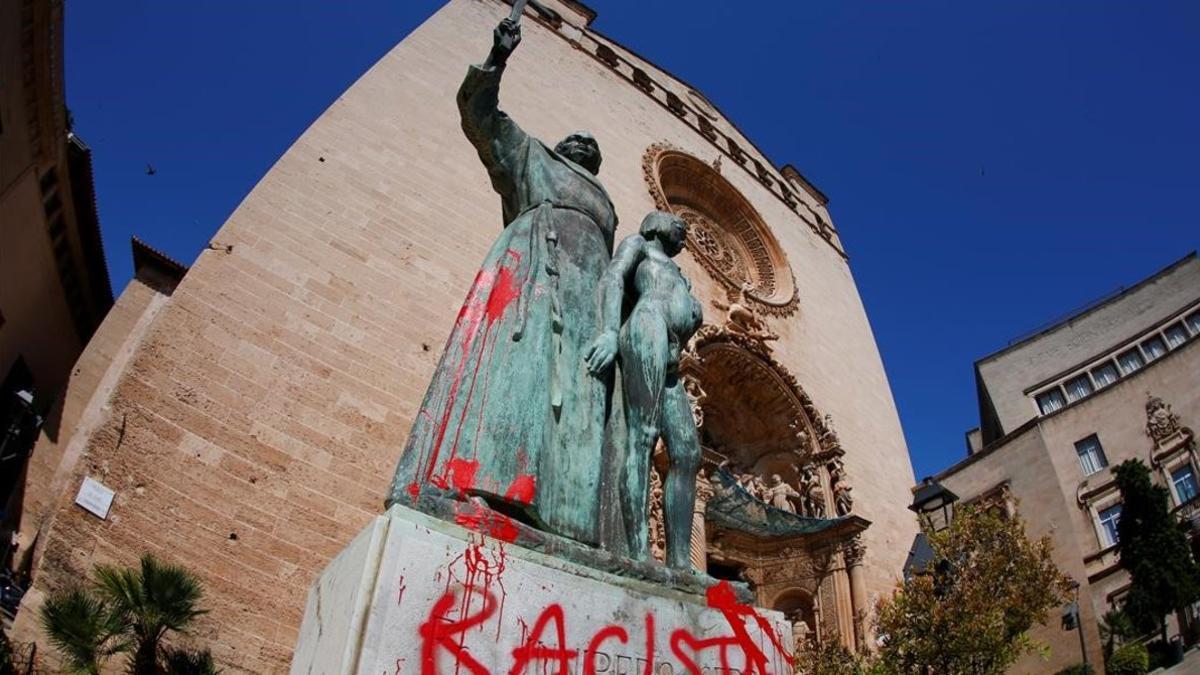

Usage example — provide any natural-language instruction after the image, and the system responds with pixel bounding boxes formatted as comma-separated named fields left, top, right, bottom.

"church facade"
left=11, top=1, right=917, bottom=670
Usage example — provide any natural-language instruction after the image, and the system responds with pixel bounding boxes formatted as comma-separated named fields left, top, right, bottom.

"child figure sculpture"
left=585, top=211, right=704, bottom=569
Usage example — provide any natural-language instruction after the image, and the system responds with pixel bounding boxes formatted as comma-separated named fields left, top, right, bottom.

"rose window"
left=643, top=144, right=798, bottom=315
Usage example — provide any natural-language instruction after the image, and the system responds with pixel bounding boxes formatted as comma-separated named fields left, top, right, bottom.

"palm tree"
left=39, top=587, right=129, bottom=674
left=163, top=647, right=219, bottom=675
left=94, top=555, right=207, bottom=675
left=1098, top=608, right=1136, bottom=658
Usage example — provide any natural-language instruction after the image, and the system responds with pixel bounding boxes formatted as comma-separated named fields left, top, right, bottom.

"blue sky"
left=65, top=1, right=1198, bottom=480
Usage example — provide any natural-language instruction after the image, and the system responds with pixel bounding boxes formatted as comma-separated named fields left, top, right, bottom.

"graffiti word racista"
left=416, top=581, right=791, bottom=675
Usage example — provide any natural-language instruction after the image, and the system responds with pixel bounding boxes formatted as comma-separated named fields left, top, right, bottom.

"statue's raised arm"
left=389, top=13, right=617, bottom=548
left=456, top=18, right=529, bottom=222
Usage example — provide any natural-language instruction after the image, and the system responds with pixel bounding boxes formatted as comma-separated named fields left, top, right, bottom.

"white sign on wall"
left=75, top=476, right=115, bottom=520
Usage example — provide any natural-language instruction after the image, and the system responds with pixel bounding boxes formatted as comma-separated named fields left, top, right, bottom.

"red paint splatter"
left=694, top=581, right=792, bottom=674
left=508, top=604, right=578, bottom=675
left=583, top=626, right=629, bottom=675
left=485, top=263, right=521, bottom=323
left=406, top=481, right=420, bottom=500
left=448, top=458, right=481, bottom=493
left=418, top=586, right=496, bottom=675
left=504, top=474, right=536, bottom=505
left=642, top=614, right=655, bottom=675
left=454, top=503, right=520, bottom=543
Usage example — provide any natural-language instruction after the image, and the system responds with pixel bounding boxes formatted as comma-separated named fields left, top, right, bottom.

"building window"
left=1117, top=348, right=1145, bottom=375
left=1075, top=435, right=1108, bottom=476
left=1141, top=336, right=1167, bottom=361
left=1063, top=375, right=1093, bottom=403
left=1098, top=503, right=1122, bottom=547
left=1186, top=311, right=1200, bottom=336
left=1173, top=464, right=1199, bottom=505
left=1036, top=388, right=1066, bottom=415
left=1091, top=362, right=1119, bottom=389
left=1164, top=323, right=1189, bottom=349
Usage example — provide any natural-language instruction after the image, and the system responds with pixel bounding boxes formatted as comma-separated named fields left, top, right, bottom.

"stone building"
left=922, top=253, right=1200, bottom=673
left=1, top=0, right=112, bottom=572
left=9, top=1, right=917, bottom=670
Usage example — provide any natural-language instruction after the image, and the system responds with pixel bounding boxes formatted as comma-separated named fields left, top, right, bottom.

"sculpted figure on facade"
left=735, top=470, right=767, bottom=501
left=388, top=17, right=618, bottom=546
left=792, top=618, right=812, bottom=649
left=830, top=458, right=853, bottom=516
left=683, top=375, right=707, bottom=429
left=711, top=284, right=778, bottom=343
left=799, top=466, right=826, bottom=518
left=763, top=474, right=801, bottom=513
left=819, top=413, right=840, bottom=450
left=1145, top=395, right=1182, bottom=443
left=586, top=211, right=704, bottom=569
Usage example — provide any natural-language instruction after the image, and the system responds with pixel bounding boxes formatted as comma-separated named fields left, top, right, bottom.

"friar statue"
left=387, top=16, right=617, bottom=546
left=585, top=211, right=704, bottom=569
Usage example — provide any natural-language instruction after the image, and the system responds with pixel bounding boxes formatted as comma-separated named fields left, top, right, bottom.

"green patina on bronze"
left=387, top=18, right=616, bottom=545
left=387, top=17, right=805, bottom=569
left=586, top=211, right=704, bottom=570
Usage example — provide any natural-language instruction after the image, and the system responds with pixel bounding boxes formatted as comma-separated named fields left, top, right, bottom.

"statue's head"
left=554, top=131, right=602, bottom=175
left=639, top=210, right=688, bottom=257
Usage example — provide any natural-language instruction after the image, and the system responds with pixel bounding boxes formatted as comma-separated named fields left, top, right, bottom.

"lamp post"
left=908, top=477, right=959, bottom=533
left=903, top=478, right=959, bottom=581
left=1062, top=580, right=1089, bottom=671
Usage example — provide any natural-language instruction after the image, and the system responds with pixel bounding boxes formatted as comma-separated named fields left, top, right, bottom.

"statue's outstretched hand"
left=492, top=18, right=522, bottom=62
left=584, top=331, right=618, bottom=374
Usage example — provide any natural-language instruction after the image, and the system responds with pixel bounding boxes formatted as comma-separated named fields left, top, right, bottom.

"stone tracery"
left=643, top=143, right=800, bottom=316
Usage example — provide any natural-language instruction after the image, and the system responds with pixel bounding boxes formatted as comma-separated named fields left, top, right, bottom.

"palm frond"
left=96, top=554, right=206, bottom=643
left=39, top=587, right=129, bottom=674
left=163, top=648, right=220, bottom=675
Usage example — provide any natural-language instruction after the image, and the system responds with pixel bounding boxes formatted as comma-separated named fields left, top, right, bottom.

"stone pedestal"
left=291, top=504, right=793, bottom=675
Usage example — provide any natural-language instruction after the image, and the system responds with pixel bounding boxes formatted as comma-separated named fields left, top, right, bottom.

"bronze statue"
left=586, top=211, right=704, bottom=569
left=388, top=16, right=617, bottom=546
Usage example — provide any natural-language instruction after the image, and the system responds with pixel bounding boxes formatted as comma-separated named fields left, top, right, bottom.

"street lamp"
left=1061, top=580, right=1089, bottom=671
left=903, top=478, right=959, bottom=582
left=909, top=477, right=959, bottom=533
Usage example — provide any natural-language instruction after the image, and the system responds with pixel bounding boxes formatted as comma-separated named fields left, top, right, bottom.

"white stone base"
left=291, top=504, right=793, bottom=675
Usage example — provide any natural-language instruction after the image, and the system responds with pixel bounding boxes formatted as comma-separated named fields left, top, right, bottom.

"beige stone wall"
left=13, top=1, right=917, bottom=670
left=15, top=275, right=169, bottom=569
left=939, top=337, right=1199, bottom=673
left=0, top=170, right=84, bottom=398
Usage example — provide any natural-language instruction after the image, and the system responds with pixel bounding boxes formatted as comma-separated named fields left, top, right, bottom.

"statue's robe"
left=388, top=61, right=617, bottom=545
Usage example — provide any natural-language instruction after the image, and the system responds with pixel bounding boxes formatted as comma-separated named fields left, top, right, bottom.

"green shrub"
left=1106, top=642, right=1149, bottom=675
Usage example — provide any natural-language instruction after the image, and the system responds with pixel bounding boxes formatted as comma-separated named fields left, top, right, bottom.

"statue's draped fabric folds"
left=387, top=58, right=617, bottom=545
